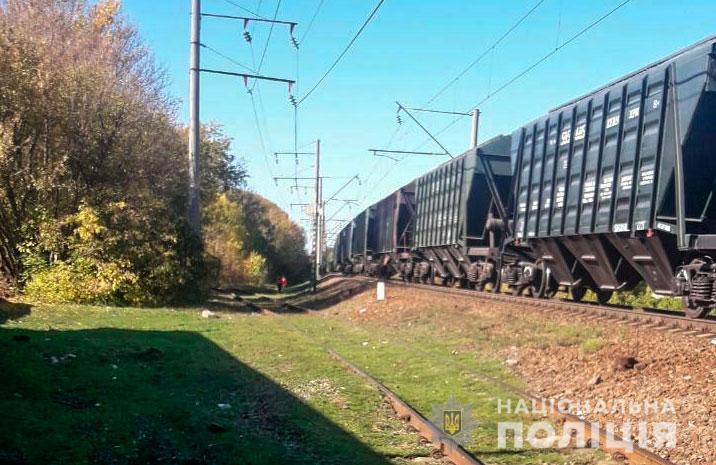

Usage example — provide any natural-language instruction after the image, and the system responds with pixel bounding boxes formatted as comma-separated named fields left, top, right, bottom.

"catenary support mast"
left=313, top=139, right=322, bottom=288
left=188, top=0, right=202, bottom=237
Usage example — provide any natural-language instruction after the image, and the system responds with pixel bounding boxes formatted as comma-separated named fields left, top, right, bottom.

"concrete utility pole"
left=470, top=109, right=480, bottom=149
left=313, top=139, right=322, bottom=289
left=188, top=0, right=202, bottom=238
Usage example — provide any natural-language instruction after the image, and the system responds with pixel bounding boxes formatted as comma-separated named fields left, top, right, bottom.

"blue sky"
left=121, top=0, right=716, bottom=243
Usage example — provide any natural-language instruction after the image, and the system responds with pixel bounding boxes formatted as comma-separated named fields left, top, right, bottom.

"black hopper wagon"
left=505, top=36, right=716, bottom=317
left=334, top=184, right=415, bottom=276
left=333, top=222, right=353, bottom=273
left=366, top=182, right=416, bottom=277
left=334, top=36, right=716, bottom=318
left=346, top=208, right=374, bottom=274
left=407, top=136, right=513, bottom=288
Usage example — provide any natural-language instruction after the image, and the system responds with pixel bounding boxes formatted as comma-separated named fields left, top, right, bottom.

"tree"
left=0, top=0, right=306, bottom=301
left=0, top=0, right=188, bottom=286
left=238, top=192, right=312, bottom=285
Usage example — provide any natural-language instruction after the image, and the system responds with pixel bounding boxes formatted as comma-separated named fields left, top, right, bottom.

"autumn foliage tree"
left=0, top=0, right=309, bottom=303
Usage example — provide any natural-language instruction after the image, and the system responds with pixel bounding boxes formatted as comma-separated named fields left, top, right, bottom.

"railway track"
left=328, top=349, right=486, bottom=465
left=258, top=285, right=681, bottom=465
left=341, top=274, right=716, bottom=339
left=256, top=302, right=484, bottom=465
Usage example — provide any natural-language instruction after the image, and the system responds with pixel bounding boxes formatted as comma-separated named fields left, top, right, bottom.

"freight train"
left=333, top=36, right=716, bottom=319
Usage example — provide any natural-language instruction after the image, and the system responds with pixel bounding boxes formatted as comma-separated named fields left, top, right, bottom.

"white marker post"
left=376, top=281, right=385, bottom=301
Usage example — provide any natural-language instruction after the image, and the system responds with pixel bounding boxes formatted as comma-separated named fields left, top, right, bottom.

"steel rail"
left=257, top=296, right=484, bottom=464
left=380, top=278, right=716, bottom=335
left=335, top=272, right=716, bottom=336
left=328, top=349, right=486, bottom=465
left=327, top=276, right=683, bottom=465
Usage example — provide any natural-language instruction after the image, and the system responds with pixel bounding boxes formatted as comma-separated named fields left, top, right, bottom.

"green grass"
left=0, top=292, right=614, bottom=465
left=277, top=301, right=613, bottom=465
left=0, top=301, right=428, bottom=465
left=580, top=338, right=605, bottom=354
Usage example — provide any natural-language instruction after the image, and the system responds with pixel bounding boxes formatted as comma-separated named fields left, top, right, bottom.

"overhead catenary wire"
left=297, top=0, right=386, bottom=106
left=235, top=0, right=294, bottom=210
left=200, top=1, right=299, bottom=215
left=415, top=0, right=636, bottom=150
left=248, top=91, right=289, bottom=208
left=422, top=0, right=546, bottom=108
left=295, top=0, right=385, bottom=228
left=300, top=0, right=326, bottom=44
left=220, top=0, right=268, bottom=19
left=356, top=0, right=546, bottom=207
left=470, top=0, right=635, bottom=111
left=370, top=0, right=635, bottom=210
left=250, top=0, right=282, bottom=91
left=356, top=122, right=416, bottom=208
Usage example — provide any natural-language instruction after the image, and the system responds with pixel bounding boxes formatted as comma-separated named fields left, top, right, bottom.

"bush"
left=25, top=260, right=135, bottom=304
left=24, top=202, right=207, bottom=306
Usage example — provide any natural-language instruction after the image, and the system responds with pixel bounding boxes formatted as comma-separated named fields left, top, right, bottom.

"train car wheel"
left=682, top=297, right=711, bottom=319
left=529, top=260, right=553, bottom=299
left=529, top=281, right=545, bottom=298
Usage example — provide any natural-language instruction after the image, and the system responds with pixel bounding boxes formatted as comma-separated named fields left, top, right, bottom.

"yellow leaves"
left=203, top=194, right=271, bottom=286
left=243, top=252, right=267, bottom=285
left=90, top=0, right=121, bottom=33
left=71, top=205, right=107, bottom=242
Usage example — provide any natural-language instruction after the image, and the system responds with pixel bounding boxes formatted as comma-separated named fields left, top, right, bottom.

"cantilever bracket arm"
left=371, top=151, right=399, bottom=161
left=395, top=101, right=453, bottom=158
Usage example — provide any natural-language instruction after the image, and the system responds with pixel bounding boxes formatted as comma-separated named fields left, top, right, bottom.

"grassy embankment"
left=1, top=286, right=614, bottom=465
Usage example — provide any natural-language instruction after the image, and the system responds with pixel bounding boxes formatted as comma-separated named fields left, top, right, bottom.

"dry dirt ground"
left=305, top=277, right=716, bottom=465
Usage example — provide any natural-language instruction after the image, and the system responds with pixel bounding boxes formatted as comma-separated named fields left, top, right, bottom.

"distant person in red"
left=277, top=275, right=288, bottom=293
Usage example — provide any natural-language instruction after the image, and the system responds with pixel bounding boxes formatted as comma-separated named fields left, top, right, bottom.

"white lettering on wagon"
left=606, top=115, right=620, bottom=129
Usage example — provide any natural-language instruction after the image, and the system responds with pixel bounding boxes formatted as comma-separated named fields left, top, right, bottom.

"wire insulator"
left=290, top=35, right=299, bottom=49
left=243, top=31, right=252, bottom=43
left=289, top=94, right=298, bottom=106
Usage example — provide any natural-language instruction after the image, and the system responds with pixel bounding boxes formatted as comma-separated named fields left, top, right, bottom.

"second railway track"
left=343, top=274, right=716, bottom=339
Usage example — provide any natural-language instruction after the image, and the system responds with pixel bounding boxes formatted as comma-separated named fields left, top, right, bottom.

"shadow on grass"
left=0, top=327, right=393, bottom=465
left=0, top=299, right=31, bottom=324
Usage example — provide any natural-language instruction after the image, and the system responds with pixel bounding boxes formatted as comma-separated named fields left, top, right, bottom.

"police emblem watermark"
left=495, top=397, right=678, bottom=451
left=431, top=395, right=478, bottom=445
